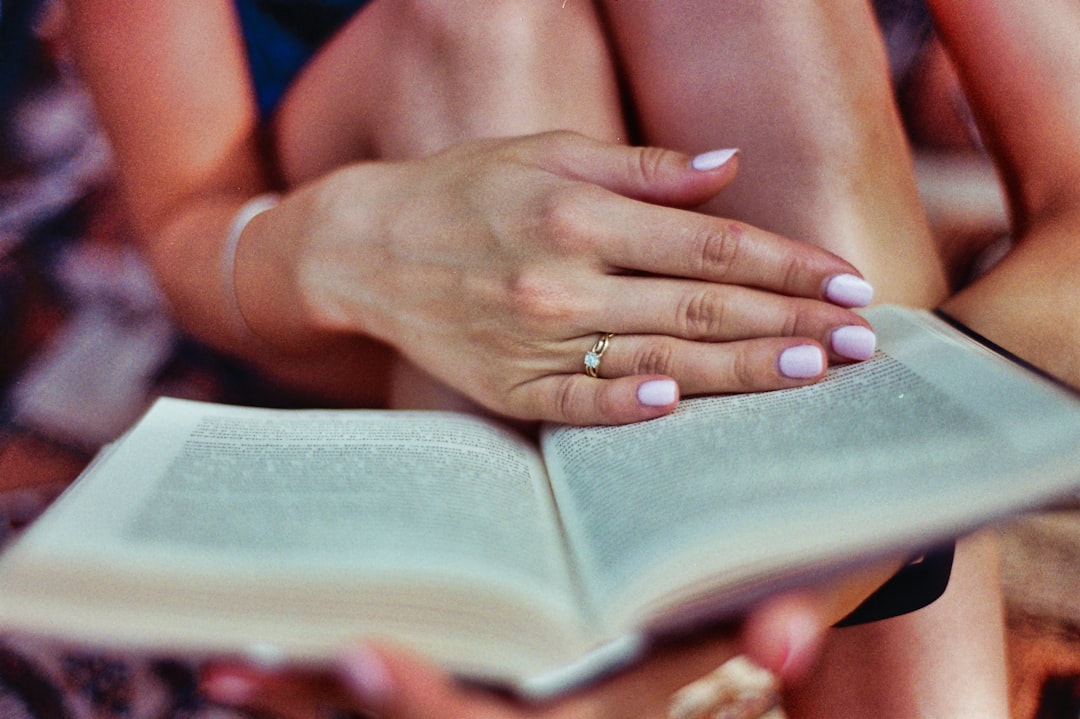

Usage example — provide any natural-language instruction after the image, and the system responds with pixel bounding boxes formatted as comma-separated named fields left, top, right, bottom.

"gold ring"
left=584, top=333, right=614, bottom=378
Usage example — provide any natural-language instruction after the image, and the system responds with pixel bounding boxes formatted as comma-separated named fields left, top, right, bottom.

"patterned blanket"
left=0, top=3, right=318, bottom=716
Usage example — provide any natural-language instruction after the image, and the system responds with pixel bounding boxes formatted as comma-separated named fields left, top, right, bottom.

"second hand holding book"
left=0, top=305, right=1078, bottom=698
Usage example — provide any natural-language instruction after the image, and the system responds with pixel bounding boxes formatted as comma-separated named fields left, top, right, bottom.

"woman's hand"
left=240, top=132, right=877, bottom=425
left=198, top=552, right=902, bottom=719
left=200, top=592, right=835, bottom=719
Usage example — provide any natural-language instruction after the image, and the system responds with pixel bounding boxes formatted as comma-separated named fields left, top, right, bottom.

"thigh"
left=272, top=0, right=626, bottom=185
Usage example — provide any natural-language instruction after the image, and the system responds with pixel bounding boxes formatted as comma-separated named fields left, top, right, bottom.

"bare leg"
left=784, top=532, right=1008, bottom=718
left=271, top=0, right=627, bottom=414
left=273, top=1, right=1006, bottom=714
left=273, top=0, right=626, bottom=184
left=600, top=3, right=1005, bottom=716
left=600, top=0, right=948, bottom=307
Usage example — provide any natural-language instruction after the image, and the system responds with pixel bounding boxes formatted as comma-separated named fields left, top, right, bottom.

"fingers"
left=597, top=336, right=834, bottom=390
left=494, top=260, right=876, bottom=426
left=505, top=302, right=878, bottom=426
left=204, top=625, right=820, bottom=719
left=598, top=330, right=875, bottom=380
left=534, top=130, right=744, bottom=209
left=528, top=133, right=867, bottom=302
left=202, top=644, right=527, bottom=719
left=201, top=661, right=350, bottom=719
left=498, top=298, right=876, bottom=427
left=335, top=643, right=527, bottom=719
left=738, top=554, right=909, bottom=686
left=512, top=336, right=837, bottom=426
left=592, top=279, right=875, bottom=357
left=738, top=593, right=828, bottom=685
left=599, top=206, right=868, bottom=303
left=203, top=636, right=745, bottom=719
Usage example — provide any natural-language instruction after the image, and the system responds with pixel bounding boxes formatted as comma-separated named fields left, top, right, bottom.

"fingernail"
left=778, top=345, right=824, bottom=379
left=824, top=274, right=874, bottom=308
left=244, top=642, right=287, bottom=669
left=637, top=379, right=678, bottom=407
left=690, top=148, right=739, bottom=171
left=830, top=325, right=876, bottom=361
left=338, top=645, right=394, bottom=708
left=200, top=673, right=255, bottom=705
left=779, top=611, right=825, bottom=681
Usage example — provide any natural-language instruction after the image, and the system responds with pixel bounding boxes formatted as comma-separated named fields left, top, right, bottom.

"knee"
left=395, top=0, right=605, bottom=67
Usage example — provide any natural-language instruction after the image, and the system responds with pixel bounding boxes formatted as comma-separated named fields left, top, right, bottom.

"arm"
left=64, top=0, right=396, bottom=406
left=66, top=0, right=879, bottom=425
left=792, top=0, right=1080, bottom=715
left=603, top=4, right=1010, bottom=717
left=934, top=0, right=1080, bottom=388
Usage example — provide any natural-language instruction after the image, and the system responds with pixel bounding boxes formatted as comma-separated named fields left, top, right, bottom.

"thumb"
left=739, top=592, right=828, bottom=685
left=537, top=132, right=741, bottom=208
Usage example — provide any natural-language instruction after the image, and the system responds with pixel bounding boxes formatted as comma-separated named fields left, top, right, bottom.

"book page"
left=541, top=306, right=1080, bottom=630
left=24, top=399, right=579, bottom=609
left=1, top=399, right=677, bottom=691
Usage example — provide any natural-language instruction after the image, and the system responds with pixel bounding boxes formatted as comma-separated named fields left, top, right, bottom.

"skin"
left=64, top=0, right=876, bottom=426
left=599, top=0, right=948, bottom=308
left=199, top=586, right=874, bottom=719
left=935, top=0, right=1080, bottom=388
left=62, top=0, right=1037, bottom=715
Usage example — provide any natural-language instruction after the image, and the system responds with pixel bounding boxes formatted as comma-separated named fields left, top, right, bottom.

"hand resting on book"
left=55, top=1, right=1027, bottom=716
left=200, top=0, right=1080, bottom=714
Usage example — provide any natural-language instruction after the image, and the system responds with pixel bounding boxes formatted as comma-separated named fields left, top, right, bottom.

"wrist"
left=222, top=193, right=281, bottom=340
left=230, top=189, right=343, bottom=351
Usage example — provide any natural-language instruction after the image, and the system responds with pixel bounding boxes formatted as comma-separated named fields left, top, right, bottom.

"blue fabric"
left=233, top=0, right=374, bottom=118
left=0, top=0, right=46, bottom=115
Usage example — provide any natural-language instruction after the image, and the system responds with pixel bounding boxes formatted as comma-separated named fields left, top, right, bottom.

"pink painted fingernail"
left=338, top=645, right=394, bottom=708
left=831, top=325, right=877, bottom=361
left=779, top=611, right=826, bottom=681
left=824, top=274, right=874, bottom=308
left=637, top=379, right=678, bottom=407
left=200, top=673, right=255, bottom=705
left=779, top=345, right=824, bottom=379
left=691, top=148, right=739, bottom=171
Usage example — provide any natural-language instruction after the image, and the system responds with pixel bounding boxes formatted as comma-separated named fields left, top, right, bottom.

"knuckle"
left=552, top=375, right=580, bottom=423
left=592, top=386, right=621, bottom=424
left=729, top=348, right=767, bottom=391
left=779, top=251, right=815, bottom=297
left=676, top=289, right=728, bottom=338
left=505, top=272, right=576, bottom=327
left=778, top=299, right=818, bottom=338
left=631, top=145, right=672, bottom=186
left=537, top=183, right=600, bottom=254
left=778, top=304, right=802, bottom=338
left=629, top=340, right=679, bottom=376
left=693, top=221, right=746, bottom=277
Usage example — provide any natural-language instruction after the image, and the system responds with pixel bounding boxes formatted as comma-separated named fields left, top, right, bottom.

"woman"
left=63, top=0, right=893, bottom=427
left=65, top=1, right=1005, bottom=716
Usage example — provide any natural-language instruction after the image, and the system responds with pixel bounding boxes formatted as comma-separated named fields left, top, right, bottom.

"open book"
left=1, top=305, right=1079, bottom=697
